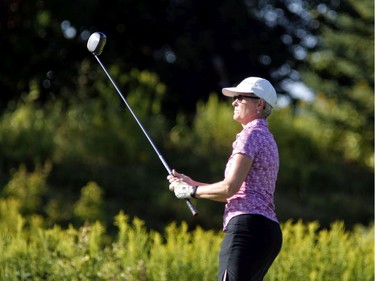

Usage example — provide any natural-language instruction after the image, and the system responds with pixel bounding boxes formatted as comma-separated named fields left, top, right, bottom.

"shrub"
left=0, top=202, right=373, bottom=281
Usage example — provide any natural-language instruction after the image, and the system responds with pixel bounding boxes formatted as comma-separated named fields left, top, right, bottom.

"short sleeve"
left=232, top=127, right=262, bottom=160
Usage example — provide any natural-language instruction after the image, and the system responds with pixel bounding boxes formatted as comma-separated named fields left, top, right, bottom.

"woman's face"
left=232, top=94, right=260, bottom=125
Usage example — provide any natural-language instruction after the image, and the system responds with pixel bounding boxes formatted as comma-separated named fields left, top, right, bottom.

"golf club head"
left=87, top=32, right=107, bottom=55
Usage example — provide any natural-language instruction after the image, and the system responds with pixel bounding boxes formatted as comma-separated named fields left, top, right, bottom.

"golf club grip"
left=185, top=199, right=199, bottom=216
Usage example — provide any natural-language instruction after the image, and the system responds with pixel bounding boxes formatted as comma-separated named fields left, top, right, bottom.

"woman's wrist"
left=190, top=186, right=198, bottom=198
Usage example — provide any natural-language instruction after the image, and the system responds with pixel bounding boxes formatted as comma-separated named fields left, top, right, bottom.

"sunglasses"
left=232, top=95, right=260, bottom=102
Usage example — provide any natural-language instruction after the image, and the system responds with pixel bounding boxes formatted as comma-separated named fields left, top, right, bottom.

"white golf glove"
left=169, top=180, right=197, bottom=199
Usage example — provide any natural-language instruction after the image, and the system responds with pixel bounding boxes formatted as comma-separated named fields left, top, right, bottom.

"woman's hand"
left=167, top=169, right=197, bottom=199
left=167, top=169, right=194, bottom=186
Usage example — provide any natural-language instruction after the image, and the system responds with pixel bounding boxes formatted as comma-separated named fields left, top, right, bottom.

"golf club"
left=87, top=32, right=198, bottom=216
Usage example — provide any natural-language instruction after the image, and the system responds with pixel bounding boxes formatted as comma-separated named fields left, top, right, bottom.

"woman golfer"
left=168, top=77, right=282, bottom=281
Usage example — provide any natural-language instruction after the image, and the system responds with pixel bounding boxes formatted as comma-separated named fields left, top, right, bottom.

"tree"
left=268, top=0, right=374, bottom=226
left=301, top=0, right=374, bottom=168
left=0, top=0, right=321, bottom=114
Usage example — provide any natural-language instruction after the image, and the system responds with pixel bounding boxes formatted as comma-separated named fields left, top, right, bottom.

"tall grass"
left=0, top=198, right=373, bottom=280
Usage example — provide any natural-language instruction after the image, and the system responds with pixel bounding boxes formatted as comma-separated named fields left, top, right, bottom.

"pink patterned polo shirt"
left=223, top=118, right=279, bottom=231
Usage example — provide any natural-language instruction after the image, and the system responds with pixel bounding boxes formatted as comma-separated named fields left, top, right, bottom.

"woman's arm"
left=168, top=153, right=252, bottom=202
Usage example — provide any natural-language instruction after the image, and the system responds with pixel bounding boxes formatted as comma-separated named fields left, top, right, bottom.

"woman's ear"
left=257, top=99, right=266, bottom=110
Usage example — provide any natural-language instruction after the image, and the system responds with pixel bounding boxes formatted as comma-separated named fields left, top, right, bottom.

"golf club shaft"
left=94, top=55, right=198, bottom=216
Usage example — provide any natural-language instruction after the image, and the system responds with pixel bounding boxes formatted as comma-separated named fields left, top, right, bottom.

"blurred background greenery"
left=0, top=0, right=373, bottom=232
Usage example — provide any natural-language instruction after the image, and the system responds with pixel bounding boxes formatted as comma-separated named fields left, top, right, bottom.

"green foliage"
left=2, top=163, right=51, bottom=215
left=167, top=95, right=373, bottom=226
left=169, top=94, right=239, bottom=175
left=0, top=69, right=175, bottom=228
left=0, top=198, right=23, bottom=235
left=0, top=0, right=372, bottom=234
left=0, top=82, right=59, bottom=167
left=302, top=0, right=374, bottom=168
left=59, top=66, right=168, bottom=170
left=268, top=106, right=373, bottom=225
left=0, top=203, right=373, bottom=281
left=267, top=220, right=374, bottom=281
left=0, top=75, right=373, bottom=229
left=192, top=94, right=239, bottom=153
left=0, top=0, right=311, bottom=111
left=73, top=182, right=104, bottom=224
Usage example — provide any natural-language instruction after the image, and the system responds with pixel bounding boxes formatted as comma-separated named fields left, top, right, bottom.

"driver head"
left=87, top=32, right=107, bottom=55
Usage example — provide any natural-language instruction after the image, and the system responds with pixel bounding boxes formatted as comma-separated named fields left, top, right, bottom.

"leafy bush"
left=0, top=70, right=174, bottom=229
left=0, top=69, right=372, bottom=231
left=0, top=199, right=373, bottom=281
left=268, top=107, right=373, bottom=226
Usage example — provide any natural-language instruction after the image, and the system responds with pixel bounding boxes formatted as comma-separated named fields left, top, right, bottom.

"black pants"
left=218, top=214, right=282, bottom=281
